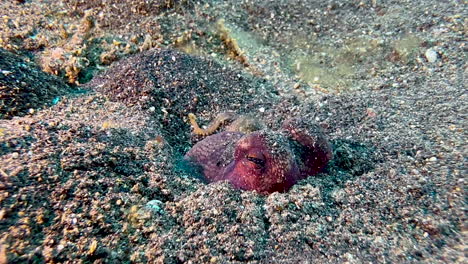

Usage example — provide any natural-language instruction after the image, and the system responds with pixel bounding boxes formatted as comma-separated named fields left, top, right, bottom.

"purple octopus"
left=185, top=118, right=332, bottom=194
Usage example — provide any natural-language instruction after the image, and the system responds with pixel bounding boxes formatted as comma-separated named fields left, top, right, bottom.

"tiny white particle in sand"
left=149, top=106, right=155, bottom=112
left=429, top=157, right=437, bottom=162
left=425, top=48, right=438, bottom=63
left=171, top=56, right=176, bottom=61
left=57, top=244, right=64, bottom=252
left=259, top=107, right=265, bottom=113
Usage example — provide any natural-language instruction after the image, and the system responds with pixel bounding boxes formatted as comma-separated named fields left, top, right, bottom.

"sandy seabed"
left=0, top=0, right=466, bottom=263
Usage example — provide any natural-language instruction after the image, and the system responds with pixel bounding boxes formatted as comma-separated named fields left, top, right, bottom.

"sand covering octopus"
left=185, top=113, right=332, bottom=194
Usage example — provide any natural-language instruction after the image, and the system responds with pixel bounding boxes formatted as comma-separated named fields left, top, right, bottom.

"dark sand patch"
left=0, top=49, right=73, bottom=119
left=86, top=48, right=278, bottom=152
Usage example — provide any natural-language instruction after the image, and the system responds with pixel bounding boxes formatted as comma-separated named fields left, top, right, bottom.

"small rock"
left=88, top=240, right=98, bottom=255
left=56, top=244, right=64, bottom=252
left=425, top=48, right=438, bottom=63
left=1, top=70, right=12, bottom=76
left=145, top=200, right=165, bottom=214
left=0, top=244, right=7, bottom=264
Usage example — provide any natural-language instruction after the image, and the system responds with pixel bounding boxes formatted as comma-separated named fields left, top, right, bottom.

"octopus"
left=184, top=113, right=332, bottom=194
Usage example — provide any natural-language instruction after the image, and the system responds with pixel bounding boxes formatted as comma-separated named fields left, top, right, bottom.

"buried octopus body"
left=185, top=114, right=332, bottom=194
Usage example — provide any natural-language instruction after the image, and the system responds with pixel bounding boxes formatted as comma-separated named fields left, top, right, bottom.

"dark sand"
left=0, top=0, right=466, bottom=263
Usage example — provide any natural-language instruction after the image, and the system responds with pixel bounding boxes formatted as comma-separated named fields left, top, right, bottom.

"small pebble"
left=425, top=48, right=438, bottom=63
left=56, top=244, right=64, bottom=252
left=88, top=240, right=98, bottom=255
left=145, top=200, right=164, bottom=214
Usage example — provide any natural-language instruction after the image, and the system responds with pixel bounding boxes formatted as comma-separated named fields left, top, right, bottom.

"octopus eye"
left=246, top=154, right=265, bottom=167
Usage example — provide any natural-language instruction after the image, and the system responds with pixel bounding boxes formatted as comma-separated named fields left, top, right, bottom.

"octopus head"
left=225, top=131, right=301, bottom=194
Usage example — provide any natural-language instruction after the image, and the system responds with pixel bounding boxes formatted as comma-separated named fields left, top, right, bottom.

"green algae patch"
left=288, top=35, right=424, bottom=93
left=213, top=18, right=269, bottom=75
left=289, top=37, right=384, bottom=93
left=390, top=35, right=423, bottom=64
left=172, top=18, right=276, bottom=76
left=293, top=56, right=354, bottom=93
